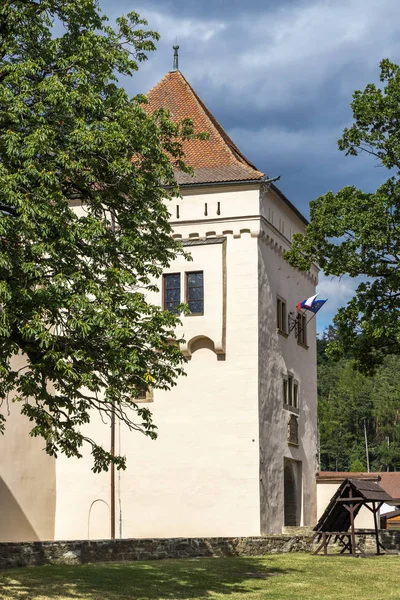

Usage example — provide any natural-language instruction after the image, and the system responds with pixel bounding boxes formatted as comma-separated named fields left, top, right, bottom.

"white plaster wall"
left=54, top=187, right=262, bottom=539
left=169, top=184, right=261, bottom=225
left=260, top=185, right=306, bottom=243
left=0, top=355, right=56, bottom=542
left=1, top=183, right=319, bottom=541
left=317, top=483, right=375, bottom=529
left=258, top=187, right=318, bottom=533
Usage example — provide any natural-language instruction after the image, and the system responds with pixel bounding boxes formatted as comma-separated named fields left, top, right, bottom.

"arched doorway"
left=284, top=460, right=299, bottom=526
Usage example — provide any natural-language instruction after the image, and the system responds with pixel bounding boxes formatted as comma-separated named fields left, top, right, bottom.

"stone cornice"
left=171, top=215, right=318, bottom=284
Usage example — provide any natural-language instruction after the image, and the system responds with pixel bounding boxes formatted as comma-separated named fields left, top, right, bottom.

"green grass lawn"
left=0, top=554, right=400, bottom=600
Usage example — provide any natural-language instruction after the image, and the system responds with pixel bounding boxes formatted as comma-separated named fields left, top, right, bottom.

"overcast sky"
left=100, top=0, right=399, bottom=332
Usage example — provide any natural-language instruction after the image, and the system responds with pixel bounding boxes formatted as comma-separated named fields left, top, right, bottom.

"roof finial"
left=172, top=44, right=179, bottom=72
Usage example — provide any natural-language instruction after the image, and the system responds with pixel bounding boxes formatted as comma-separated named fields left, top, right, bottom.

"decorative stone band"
left=171, top=218, right=318, bottom=285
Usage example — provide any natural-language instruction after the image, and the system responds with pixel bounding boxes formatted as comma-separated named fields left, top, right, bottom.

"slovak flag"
left=297, top=293, right=327, bottom=314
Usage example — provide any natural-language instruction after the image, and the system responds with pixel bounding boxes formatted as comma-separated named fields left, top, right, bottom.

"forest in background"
left=318, top=327, right=400, bottom=472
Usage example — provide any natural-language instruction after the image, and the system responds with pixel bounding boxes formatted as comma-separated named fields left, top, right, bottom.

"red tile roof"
left=379, top=473, right=400, bottom=500
left=317, top=472, right=400, bottom=500
left=145, top=70, right=264, bottom=185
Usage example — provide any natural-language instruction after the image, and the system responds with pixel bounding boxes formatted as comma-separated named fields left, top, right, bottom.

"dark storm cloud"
left=104, top=0, right=305, bottom=19
left=99, top=0, right=400, bottom=329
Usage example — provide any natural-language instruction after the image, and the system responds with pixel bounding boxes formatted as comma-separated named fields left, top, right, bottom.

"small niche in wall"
left=217, top=202, right=221, bottom=215
left=204, top=203, right=208, bottom=216
left=176, top=205, right=180, bottom=219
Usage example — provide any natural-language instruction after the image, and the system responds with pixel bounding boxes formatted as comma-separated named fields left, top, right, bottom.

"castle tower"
left=0, top=57, right=318, bottom=541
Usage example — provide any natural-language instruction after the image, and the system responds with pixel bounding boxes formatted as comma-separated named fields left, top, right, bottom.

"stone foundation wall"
left=0, top=536, right=312, bottom=569
left=380, top=530, right=400, bottom=552
left=1, top=532, right=398, bottom=569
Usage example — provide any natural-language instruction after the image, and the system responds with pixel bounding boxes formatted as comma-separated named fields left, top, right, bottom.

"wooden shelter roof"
left=314, top=478, right=392, bottom=533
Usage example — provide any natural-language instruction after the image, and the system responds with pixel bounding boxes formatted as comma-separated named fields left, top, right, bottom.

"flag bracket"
left=288, top=311, right=299, bottom=336
left=288, top=310, right=308, bottom=338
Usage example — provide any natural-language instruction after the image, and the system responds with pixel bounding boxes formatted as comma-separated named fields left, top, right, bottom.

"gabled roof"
left=315, top=478, right=393, bottom=533
left=145, top=70, right=264, bottom=186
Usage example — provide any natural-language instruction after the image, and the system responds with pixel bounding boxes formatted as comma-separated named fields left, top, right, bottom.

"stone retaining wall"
left=380, top=530, right=400, bottom=551
left=0, top=536, right=312, bottom=569
left=1, top=531, right=398, bottom=569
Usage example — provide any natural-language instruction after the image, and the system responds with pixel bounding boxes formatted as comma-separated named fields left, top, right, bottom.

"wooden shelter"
left=380, top=509, right=400, bottom=531
left=313, top=478, right=399, bottom=556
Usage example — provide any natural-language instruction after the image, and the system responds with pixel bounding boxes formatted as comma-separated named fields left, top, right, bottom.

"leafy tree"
left=285, top=59, right=400, bottom=373
left=0, top=1, right=197, bottom=472
left=317, top=325, right=340, bottom=365
left=318, top=353, right=400, bottom=472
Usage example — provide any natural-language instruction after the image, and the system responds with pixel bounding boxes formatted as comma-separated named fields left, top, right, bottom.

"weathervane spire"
left=172, top=44, right=179, bottom=72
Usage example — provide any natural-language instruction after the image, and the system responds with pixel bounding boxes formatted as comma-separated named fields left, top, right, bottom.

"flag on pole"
left=297, top=293, right=327, bottom=314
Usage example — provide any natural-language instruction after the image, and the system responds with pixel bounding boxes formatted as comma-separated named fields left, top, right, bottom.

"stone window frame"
left=277, top=296, right=288, bottom=337
left=297, top=313, right=308, bottom=348
left=283, top=371, right=299, bottom=415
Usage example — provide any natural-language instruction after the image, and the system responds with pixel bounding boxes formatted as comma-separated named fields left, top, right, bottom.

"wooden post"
left=372, top=501, right=381, bottom=555
left=349, top=487, right=356, bottom=555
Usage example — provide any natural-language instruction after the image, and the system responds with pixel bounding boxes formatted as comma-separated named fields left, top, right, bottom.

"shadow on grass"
left=0, top=557, right=295, bottom=599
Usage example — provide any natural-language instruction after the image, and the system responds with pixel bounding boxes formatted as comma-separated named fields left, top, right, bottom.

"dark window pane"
left=166, top=302, right=180, bottom=314
left=288, top=376, right=293, bottom=406
left=189, top=300, right=203, bottom=314
left=166, top=273, right=180, bottom=289
left=294, top=384, right=298, bottom=408
left=188, top=287, right=203, bottom=301
left=166, top=288, right=180, bottom=303
left=163, top=273, right=180, bottom=312
left=187, top=271, right=204, bottom=314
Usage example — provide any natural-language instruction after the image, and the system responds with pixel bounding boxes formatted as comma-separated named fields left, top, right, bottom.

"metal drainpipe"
left=110, top=210, right=116, bottom=540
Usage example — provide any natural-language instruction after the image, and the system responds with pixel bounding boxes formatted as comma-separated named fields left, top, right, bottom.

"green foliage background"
left=318, top=328, right=400, bottom=472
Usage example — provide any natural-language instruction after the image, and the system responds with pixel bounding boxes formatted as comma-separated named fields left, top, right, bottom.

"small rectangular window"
left=163, top=273, right=181, bottom=313
left=135, top=385, right=154, bottom=404
left=186, top=271, right=204, bottom=315
left=283, top=379, right=288, bottom=405
left=283, top=375, right=299, bottom=411
left=288, top=374, right=294, bottom=406
left=277, top=297, right=287, bottom=334
left=297, top=314, right=307, bottom=346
